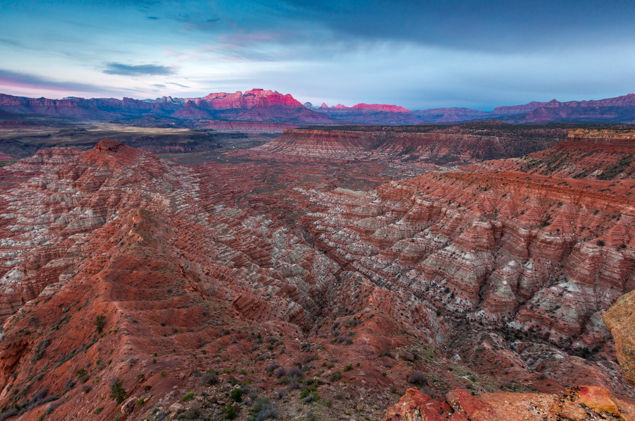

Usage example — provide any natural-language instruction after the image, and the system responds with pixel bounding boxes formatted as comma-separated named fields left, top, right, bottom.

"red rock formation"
left=603, top=290, right=635, bottom=385
left=384, top=386, right=635, bottom=420
left=489, top=128, right=635, bottom=179
left=253, top=125, right=566, bottom=163
left=351, top=103, right=410, bottom=113
left=0, top=132, right=631, bottom=419
left=517, top=95, right=635, bottom=123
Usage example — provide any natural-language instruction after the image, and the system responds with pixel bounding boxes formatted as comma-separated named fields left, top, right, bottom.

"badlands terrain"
left=0, top=92, right=632, bottom=420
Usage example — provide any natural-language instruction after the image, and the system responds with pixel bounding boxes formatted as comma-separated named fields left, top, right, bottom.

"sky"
left=0, top=0, right=634, bottom=110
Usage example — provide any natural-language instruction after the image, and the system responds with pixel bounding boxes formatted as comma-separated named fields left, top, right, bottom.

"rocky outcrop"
left=253, top=125, right=566, bottom=163
left=384, top=386, right=635, bottom=420
left=604, top=290, right=635, bottom=385
left=491, top=129, right=635, bottom=179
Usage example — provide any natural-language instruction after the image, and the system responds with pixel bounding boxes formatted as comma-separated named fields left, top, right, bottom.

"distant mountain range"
left=1, top=89, right=634, bottom=125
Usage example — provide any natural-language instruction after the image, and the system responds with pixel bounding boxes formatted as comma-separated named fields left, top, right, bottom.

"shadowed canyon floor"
left=0, top=126, right=632, bottom=420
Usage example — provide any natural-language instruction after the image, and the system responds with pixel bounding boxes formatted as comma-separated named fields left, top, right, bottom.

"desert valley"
left=0, top=88, right=632, bottom=420
left=1, top=1, right=634, bottom=419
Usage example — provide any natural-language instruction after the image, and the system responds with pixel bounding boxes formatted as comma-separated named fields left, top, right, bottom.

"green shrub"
left=330, top=371, right=342, bottom=382
left=76, top=368, right=89, bottom=383
left=343, top=365, right=353, bottom=372
left=182, top=392, right=195, bottom=402
left=93, top=407, right=104, bottom=414
left=110, top=380, right=127, bottom=404
left=223, top=404, right=238, bottom=419
left=95, top=315, right=106, bottom=334
left=230, top=388, right=243, bottom=402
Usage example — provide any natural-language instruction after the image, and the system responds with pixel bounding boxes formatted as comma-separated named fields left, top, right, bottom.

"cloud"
left=277, top=0, right=635, bottom=51
left=0, top=69, right=109, bottom=93
left=103, top=62, right=175, bottom=76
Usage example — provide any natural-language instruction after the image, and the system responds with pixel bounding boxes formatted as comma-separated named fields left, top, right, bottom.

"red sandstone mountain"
left=315, top=103, right=419, bottom=125
left=0, top=126, right=632, bottom=419
left=491, top=101, right=545, bottom=116
left=1, top=92, right=635, bottom=125
left=515, top=95, right=635, bottom=123
left=0, top=90, right=329, bottom=124
left=193, top=89, right=303, bottom=109
left=412, top=107, right=490, bottom=123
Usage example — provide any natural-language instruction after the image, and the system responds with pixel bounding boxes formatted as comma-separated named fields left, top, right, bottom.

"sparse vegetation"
left=407, top=371, right=427, bottom=386
left=182, top=392, right=195, bottom=402
left=230, top=388, right=243, bottom=403
left=110, top=379, right=127, bottom=404
left=31, top=339, right=51, bottom=362
left=95, top=315, right=106, bottom=334
left=249, top=397, right=278, bottom=420
left=223, top=403, right=238, bottom=419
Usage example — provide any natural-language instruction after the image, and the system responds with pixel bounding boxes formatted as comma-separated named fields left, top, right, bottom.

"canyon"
left=0, top=122, right=632, bottom=420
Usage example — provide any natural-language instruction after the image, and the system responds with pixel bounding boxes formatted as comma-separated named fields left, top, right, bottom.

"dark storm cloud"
left=270, top=0, right=635, bottom=51
left=103, top=63, right=175, bottom=76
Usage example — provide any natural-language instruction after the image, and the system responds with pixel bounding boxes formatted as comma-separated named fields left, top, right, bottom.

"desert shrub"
left=407, top=371, right=427, bottom=386
left=182, top=401, right=201, bottom=419
left=93, top=407, right=104, bottom=414
left=343, top=365, right=353, bottom=372
left=287, top=367, right=303, bottom=378
left=274, top=367, right=286, bottom=378
left=95, top=315, right=106, bottom=334
left=330, top=372, right=342, bottom=382
left=32, top=339, right=51, bottom=362
left=249, top=397, right=278, bottom=420
left=266, top=363, right=280, bottom=374
left=110, top=379, right=127, bottom=404
left=76, top=369, right=89, bottom=383
left=596, top=240, right=605, bottom=247
left=202, top=372, right=219, bottom=385
left=223, top=404, right=238, bottom=419
left=230, top=388, right=243, bottom=402
left=182, top=392, right=195, bottom=402
left=299, top=389, right=320, bottom=403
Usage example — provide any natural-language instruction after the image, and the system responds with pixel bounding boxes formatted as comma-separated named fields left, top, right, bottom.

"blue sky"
left=0, top=0, right=634, bottom=110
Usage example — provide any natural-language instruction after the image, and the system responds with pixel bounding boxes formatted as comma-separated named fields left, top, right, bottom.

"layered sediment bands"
left=304, top=170, right=633, bottom=344
left=0, top=143, right=424, bottom=419
left=496, top=129, right=635, bottom=180
left=384, top=386, right=635, bottom=420
left=0, top=139, right=632, bottom=419
left=254, top=125, right=566, bottom=163
left=0, top=140, right=196, bottom=323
